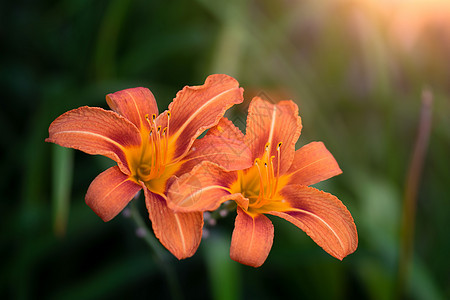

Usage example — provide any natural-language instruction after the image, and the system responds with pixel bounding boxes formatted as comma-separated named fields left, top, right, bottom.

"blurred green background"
left=1, top=0, right=449, bottom=299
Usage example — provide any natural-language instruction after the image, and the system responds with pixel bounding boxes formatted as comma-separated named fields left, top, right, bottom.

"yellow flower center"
left=128, top=111, right=178, bottom=194
left=231, top=142, right=290, bottom=215
left=138, top=113, right=169, bottom=180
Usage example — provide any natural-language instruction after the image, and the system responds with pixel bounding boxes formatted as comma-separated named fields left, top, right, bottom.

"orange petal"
left=177, top=134, right=252, bottom=175
left=159, top=74, right=244, bottom=160
left=206, top=117, right=245, bottom=142
left=167, top=162, right=247, bottom=212
left=46, top=106, right=141, bottom=174
left=230, top=207, right=274, bottom=267
left=244, top=97, right=302, bottom=175
left=85, top=166, right=141, bottom=222
left=270, top=185, right=357, bottom=260
left=143, top=187, right=203, bottom=260
left=286, top=142, right=342, bottom=186
left=106, top=87, right=158, bottom=132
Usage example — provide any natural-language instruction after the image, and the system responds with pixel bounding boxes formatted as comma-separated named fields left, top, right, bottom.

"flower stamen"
left=246, top=141, right=283, bottom=211
left=269, top=155, right=275, bottom=197
left=137, top=114, right=169, bottom=181
left=274, top=142, right=282, bottom=194
left=264, top=162, right=270, bottom=198
left=253, top=159, right=266, bottom=208
left=264, top=142, right=270, bottom=161
left=164, top=111, right=171, bottom=164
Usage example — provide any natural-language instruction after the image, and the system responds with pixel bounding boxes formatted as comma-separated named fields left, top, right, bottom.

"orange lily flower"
left=46, top=74, right=251, bottom=259
left=167, top=97, right=358, bottom=267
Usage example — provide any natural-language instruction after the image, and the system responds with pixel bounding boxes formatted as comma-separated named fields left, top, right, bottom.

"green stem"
left=396, top=89, right=433, bottom=298
left=52, top=146, right=74, bottom=237
left=129, top=201, right=183, bottom=300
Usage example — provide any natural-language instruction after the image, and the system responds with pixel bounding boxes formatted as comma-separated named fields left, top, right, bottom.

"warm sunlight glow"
left=353, top=0, right=450, bottom=51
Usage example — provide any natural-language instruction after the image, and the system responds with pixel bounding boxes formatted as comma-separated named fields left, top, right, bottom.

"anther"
left=263, top=142, right=271, bottom=161
left=145, top=114, right=153, bottom=128
left=145, top=114, right=157, bottom=134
